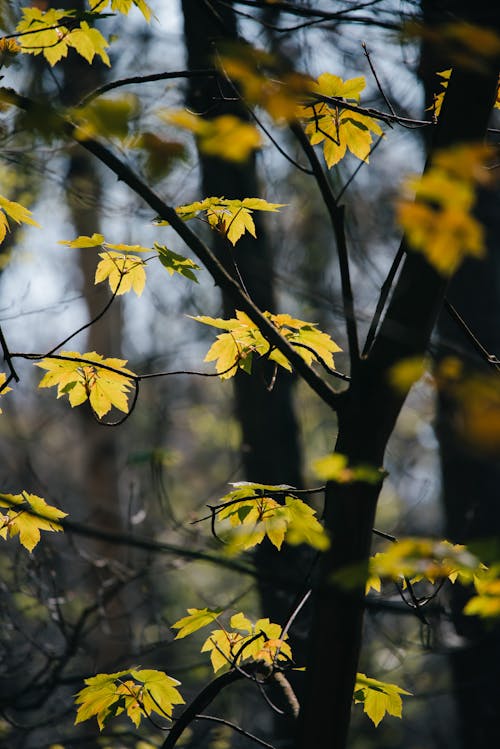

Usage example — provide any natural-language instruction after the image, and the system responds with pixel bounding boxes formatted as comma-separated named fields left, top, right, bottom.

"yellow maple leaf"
left=95, top=251, right=146, bottom=296
left=300, top=74, right=383, bottom=167
left=200, top=612, right=292, bottom=672
left=219, top=46, right=313, bottom=123
left=397, top=144, right=489, bottom=275
left=0, top=194, right=40, bottom=244
left=213, top=483, right=329, bottom=553
left=157, top=196, right=286, bottom=247
left=16, top=8, right=73, bottom=66
left=74, top=669, right=183, bottom=730
left=354, top=673, right=411, bottom=727
left=0, top=373, right=12, bottom=414
left=89, top=0, right=153, bottom=22
left=67, top=21, right=110, bottom=66
left=35, top=351, right=135, bottom=418
left=160, top=110, right=261, bottom=162
left=0, top=491, right=67, bottom=552
left=192, top=310, right=341, bottom=378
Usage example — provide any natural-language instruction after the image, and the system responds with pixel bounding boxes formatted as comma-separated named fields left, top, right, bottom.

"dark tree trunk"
left=181, top=0, right=308, bottom=740
left=420, top=5, right=500, bottom=746
left=297, top=3, right=500, bottom=745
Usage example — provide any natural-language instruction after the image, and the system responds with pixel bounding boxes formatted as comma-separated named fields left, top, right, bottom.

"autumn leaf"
left=156, top=196, right=286, bottom=247
left=67, top=21, right=110, bottom=66
left=74, top=668, right=183, bottom=730
left=16, top=8, right=110, bottom=67
left=299, top=73, right=383, bottom=167
left=0, top=491, right=67, bottom=552
left=171, top=608, right=223, bottom=639
left=192, top=310, right=341, bottom=379
left=35, top=351, right=136, bottom=418
left=95, top=251, right=146, bottom=296
left=0, top=373, right=12, bottom=413
left=58, top=233, right=105, bottom=248
left=70, top=96, right=138, bottom=140
left=211, top=482, right=329, bottom=553
left=397, top=143, right=490, bottom=275
left=464, top=570, right=500, bottom=618
left=369, top=538, right=482, bottom=586
left=218, top=45, right=313, bottom=123
left=199, top=612, right=292, bottom=672
left=160, top=110, right=261, bottom=162
left=354, top=673, right=411, bottom=727
left=89, top=0, right=153, bottom=22
left=0, top=194, right=40, bottom=244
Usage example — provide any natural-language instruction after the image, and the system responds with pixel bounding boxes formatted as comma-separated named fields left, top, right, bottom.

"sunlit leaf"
left=213, top=482, right=329, bottom=552
left=35, top=351, right=135, bottom=418
left=369, top=538, right=482, bottom=586
left=74, top=668, right=183, bottom=730
left=58, top=233, right=105, bottom=248
left=95, top=251, right=146, bottom=296
left=0, top=194, right=40, bottom=245
left=200, top=612, right=292, bottom=672
left=299, top=74, right=383, bottom=167
left=0, top=491, right=67, bottom=552
left=313, top=453, right=385, bottom=485
left=16, top=8, right=110, bottom=67
left=89, top=0, right=153, bottom=22
left=160, top=111, right=261, bottom=162
left=156, top=196, right=285, bottom=247
left=354, top=673, right=411, bottom=727
left=0, top=372, right=12, bottom=413
left=171, top=608, right=223, bottom=639
left=192, top=310, right=340, bottom=379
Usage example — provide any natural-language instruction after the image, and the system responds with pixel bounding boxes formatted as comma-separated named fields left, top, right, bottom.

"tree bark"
left=419, top=5, right=500, bottom=745
left=297, top=14, right=500, bottom=747
left=181, top=0, right=308, bottom=740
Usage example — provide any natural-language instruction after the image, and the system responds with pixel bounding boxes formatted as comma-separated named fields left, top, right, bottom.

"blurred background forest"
left=0, top=1, right=499, bottom=748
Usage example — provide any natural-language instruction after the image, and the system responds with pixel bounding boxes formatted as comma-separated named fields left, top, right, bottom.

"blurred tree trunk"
left=181, top=0, right=309, bottom=738
left=51, top=0, right=130, bottom=668
left=420, top=2, right=500, bottom=747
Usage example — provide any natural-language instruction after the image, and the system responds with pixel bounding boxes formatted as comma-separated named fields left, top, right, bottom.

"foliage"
left=156, top=196, right=286, bottom=246
left=59, top=234, right=200, bottom=291
left=209, top=482, right=329, bottom=552
left=1, top=5, right=499, bottom=749
left=0, top=491, right=66, bottom=552
left=299, top=74, right=384, bottom=167
left=16, top=8, right=110, bottom=67
left=74, top=668, right=184, bottom=729
left=193, top=310, right=341, bottom=379
left=162, top=110, right=262, bottom=162
left=397, top=143, right=492, bottom=275
left=354, top=674, right=411, bottom=727
left=0, top=193, right=40, bottom=244
left=172, top=609, right=292, bottom=673
left=35, top=351, right=136, bottom=418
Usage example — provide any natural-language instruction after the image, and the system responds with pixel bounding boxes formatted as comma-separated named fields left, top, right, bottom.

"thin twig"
left=290, top=122, right=360, bottom=369
left=362, top=243, right=405, bottom=357
left=78, top=69, right=218, bottom=107
left=196, top=714, right=276, bottom=748
left=444, top=299, right=500, bottom=371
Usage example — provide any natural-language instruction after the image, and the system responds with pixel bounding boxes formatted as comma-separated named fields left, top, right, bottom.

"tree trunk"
left=420, top=5, right=500, bottom=745
left=181, top=0, right=308, bottom=739
left=297, top=9, right=500, bottom=746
